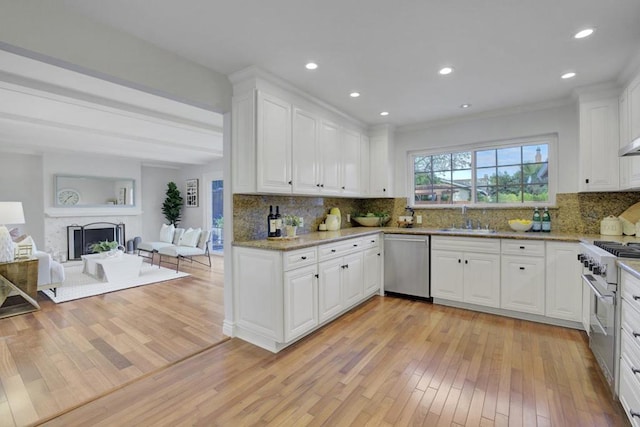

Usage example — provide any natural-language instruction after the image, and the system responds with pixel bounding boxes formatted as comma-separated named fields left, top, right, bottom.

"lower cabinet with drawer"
left=233, top=233, right=381, bottom=352
left=620, top=269, right=640, bottom=425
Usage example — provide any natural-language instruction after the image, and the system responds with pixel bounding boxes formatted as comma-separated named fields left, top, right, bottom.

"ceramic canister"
left=325, top=214, right=340, bottom=231
left=600, top=215, right=623, bottom=236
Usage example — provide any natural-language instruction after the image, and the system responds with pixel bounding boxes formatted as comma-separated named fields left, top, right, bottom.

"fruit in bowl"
left=508, top=219, right=533, bottom=232
left=352, top=213, right=391, bottom=227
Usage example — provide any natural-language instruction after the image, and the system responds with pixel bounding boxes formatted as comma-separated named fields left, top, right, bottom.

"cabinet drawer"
left=624, top=272, right=640, bottom=313
left=361, top=234, right=381, bottom=250
left=431, top=236, right=500, bottom=253
left=501, top=239, right=545, bottom=257
left=620, top=357, right=640, bottom=426
left=283, top=247, right=317, bottom=271
left=622, top=327, right=640, bottom=372
left=623, top=300, right=640, bottom=344
left=318, top=238, right=363, bottom=260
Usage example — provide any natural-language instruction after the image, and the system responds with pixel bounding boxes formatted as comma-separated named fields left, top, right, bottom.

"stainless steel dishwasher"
left=383, top=234, right=430, bottom=299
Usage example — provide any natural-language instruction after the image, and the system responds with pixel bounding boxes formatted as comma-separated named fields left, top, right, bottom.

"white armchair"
left=34, top=251, right=65, bottom=290
left=137, top=224, right=185, bottom=265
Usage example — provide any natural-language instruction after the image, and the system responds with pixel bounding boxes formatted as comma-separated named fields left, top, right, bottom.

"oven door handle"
left=582, top=274, right=615, bottom=304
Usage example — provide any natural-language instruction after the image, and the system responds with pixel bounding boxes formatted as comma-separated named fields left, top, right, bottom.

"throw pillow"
left=197, top=230, right=210, bottom=249
left=9, top=227, right=21, bottom=241
left=159, top=223, right=175, bottom=243
left=179, top=228, right=201, bottom=247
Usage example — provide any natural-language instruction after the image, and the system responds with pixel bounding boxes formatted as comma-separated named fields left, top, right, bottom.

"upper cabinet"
left=619, top=72, right=640, bottom=189
left=369, top=125, right=395, bottom=197
left=578, top=94, right=620, bottom=192
left=231, top=69, right=371, bottom=197
left=629, top=73, right=640, bottom=143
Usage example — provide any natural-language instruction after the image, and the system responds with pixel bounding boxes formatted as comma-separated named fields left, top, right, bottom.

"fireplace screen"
left=67, top=222, right=126, bottom=260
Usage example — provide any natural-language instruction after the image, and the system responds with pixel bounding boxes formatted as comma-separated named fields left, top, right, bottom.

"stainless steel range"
left=579, top=240, right=640, bottom=395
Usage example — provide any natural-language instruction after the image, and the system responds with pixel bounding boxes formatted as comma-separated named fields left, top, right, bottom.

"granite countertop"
left=232, top=226, right=640, bottom=251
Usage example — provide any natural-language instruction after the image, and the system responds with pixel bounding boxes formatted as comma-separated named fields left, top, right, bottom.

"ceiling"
left=56, top=0, right=640, bottom=127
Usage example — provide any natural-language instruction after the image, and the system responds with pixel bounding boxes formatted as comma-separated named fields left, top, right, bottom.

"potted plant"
left=284, top=215, right=301, bottom=237
left=90, top=240, right=121, bottom=257
left=162, top=182, right=183, bottom=226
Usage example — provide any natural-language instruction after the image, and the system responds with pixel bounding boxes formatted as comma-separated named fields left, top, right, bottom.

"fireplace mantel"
left=45, top=207, right=142, bottom=217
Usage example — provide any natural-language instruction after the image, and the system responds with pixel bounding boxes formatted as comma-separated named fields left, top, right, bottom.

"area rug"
left=41, top=263, right=189, bottom=303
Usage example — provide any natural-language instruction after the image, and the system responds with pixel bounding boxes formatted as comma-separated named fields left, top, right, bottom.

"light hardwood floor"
left=0, top=255, right=225, bottom=427
left=36, top=288, right=628, bottom=426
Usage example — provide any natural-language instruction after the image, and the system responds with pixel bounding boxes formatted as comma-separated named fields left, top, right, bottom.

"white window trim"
left=407, top=133, right=558, bottom=209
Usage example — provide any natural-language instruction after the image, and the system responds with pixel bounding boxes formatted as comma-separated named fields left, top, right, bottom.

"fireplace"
left=67, top=222, right=126, bottom=260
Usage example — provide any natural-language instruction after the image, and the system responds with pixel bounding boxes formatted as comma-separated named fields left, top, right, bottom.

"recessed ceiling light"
left=350, top=92, right=360, bottom=98
left=305, top=62, right=318, bottom=70
left=438, top=67, right=454, bottom=75
left=380, top=111, right=389, bottom=116
left=561, top=72, right=576, bottom=79
left=574, top=28, right=594, bottom=39
left=460, top=103, right=471, bottom=109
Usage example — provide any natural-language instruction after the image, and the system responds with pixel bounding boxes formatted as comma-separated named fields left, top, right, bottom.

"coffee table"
left=82, top=252, right=143, bottom=282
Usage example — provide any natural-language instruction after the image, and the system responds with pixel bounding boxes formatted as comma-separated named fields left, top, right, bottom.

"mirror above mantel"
left=54, top=175, right=135, bottom=208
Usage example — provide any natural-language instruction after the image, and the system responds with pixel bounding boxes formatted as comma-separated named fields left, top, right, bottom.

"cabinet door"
left=464, top=252, right=501, bottom=308
left=360, top=134, right=370, bottom=197
left=363, top=247, right=381, bottom=296
left=232, top=91, right=256, bottom=193
left=292, top=107, right=320, bottom=194
left=579, top=97, right=620, bottom=192
left=256, top=91, right=292, bottom=193
left=501, top=255, right=545, bottom=315
left=284, top=264, right=318, bottom=342
left=343, top=252, right=364, bottom=308
left=341, top=129, right=361, bottom=195
left=318, top=258, right=344, bottom=322
left=319, top=120, right=342, bottom=194
left=630, top=74, right=640, bottom=142
left=545, top=242, right=582, bottom=322
left=431, top=250, right=464, bottom=301
left=369, top=133, right=390, bottom=197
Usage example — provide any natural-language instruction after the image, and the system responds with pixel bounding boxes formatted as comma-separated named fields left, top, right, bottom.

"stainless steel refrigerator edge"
left=383, top=234, right=430, bottom=298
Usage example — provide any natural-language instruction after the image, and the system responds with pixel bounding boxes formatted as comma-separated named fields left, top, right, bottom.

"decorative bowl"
left=508, top=219, right=533, bottom=232
left=353, top=216, right=391, bottom=227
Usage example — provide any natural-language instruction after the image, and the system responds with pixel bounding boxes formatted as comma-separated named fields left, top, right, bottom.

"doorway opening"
left=210, top=179, right=224, bottom=255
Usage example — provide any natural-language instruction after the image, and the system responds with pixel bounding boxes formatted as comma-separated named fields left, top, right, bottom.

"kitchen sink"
left=438, top=228, right=497, bottom=234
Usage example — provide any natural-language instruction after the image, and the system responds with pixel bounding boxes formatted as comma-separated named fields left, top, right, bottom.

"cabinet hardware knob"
left=631, top=410, right=640, bottom=419
left=316, top=184, right=320, bottom=187
left=353, top=244, right=358, bottom=247
left=458, top=259, right=461, bottom=263
left=314, top=274, right=319, bottom=278
left=633, top=295, right=640, bottom=301
left=345, top=264, right=349, bottom=269
left=632, top=367, right=640, bottom=375
left=342, top=186, right=345, bottom=190
left=633, top=331, right=640, bottom=339
left=519, top=267, right=525, bottom=270
left=519, top=246, right=525, bottom=249
left=371, top=240, right=375, bottom=243
left=465, top=260, right=468, bottom=264
left=288, top=180, right=292, bottom=185
left=331, top=249, right=336, bottom=253
left=301, top=256, right=307, bottom=260
left=377, top=253, right=381, bottom=256
left=383, top=188, right=386, bottom=192
left=321, top=184, right=324, bottom=187
left=585, top=179, right=589, bottom=184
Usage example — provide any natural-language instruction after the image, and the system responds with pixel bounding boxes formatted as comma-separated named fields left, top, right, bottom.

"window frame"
left=407, top=134, right=558, bottom=209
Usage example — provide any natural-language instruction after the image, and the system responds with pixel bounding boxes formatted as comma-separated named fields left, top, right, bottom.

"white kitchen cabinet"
left=284, top=264, right=318, bottom=342
left=318, top=120, right=342, bottom=194
left=630, top=73, right=640, bottom=143
left=369, top=125, right=394, bottom=197
left=363, top=247, right=381, bottom=296
left=341, top=128, right=361, bottom=196
left=619, top=269, right=640, bottom=426
left=620, top=75, right=640, bottom=189
left=582, top=279, right=591, bottom=335
left=431, top=237, right=500, bottom=308
left=291, top=107, right=320, bottom=194
left=501, top=255, right=545, bottom=315
left=545, top=242, right=582, bottom=322
left=256, top=90, right=293, bottom=193
left=360, top=134, right=370, bottom=196
left=231, top=91, right=257, bottom=194
left=342, top=252, right=364, bottom=308
left=578, top=96, right=620, bottom=192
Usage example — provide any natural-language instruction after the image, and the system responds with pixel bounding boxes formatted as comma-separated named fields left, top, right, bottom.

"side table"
left=0, top=257, right=40, bottom=319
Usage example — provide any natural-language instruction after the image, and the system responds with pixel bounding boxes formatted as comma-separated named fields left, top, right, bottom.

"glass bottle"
left=268, top=205, right=276, bottom=237
left=532, top=207, right=541, bottom=232
left=542, top=207, right=551, bottom=232
left=275, top=206, right=282, bottom=237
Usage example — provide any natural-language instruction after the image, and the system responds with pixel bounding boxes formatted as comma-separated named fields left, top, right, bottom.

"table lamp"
left=0, top=202, right=25, bottom=263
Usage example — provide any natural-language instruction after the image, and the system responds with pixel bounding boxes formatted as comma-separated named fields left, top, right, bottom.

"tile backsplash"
left=233, top=192, right=640, bottom=241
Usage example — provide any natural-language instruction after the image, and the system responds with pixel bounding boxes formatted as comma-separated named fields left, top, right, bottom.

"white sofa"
left=137, top=227, right=185, bottom=265
left=158, top=229, right=212, bottom=272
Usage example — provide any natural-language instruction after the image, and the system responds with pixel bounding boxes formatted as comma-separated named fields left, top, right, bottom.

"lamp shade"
left=0, top=202, right=25, bottom=225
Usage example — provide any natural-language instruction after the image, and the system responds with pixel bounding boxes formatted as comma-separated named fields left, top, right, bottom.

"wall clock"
left=57, top=188, right=81, bottom=206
